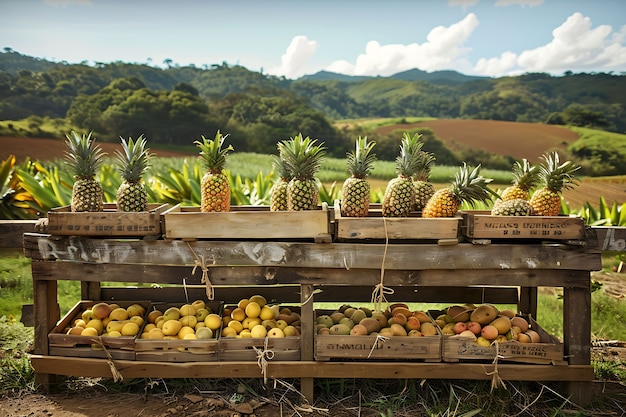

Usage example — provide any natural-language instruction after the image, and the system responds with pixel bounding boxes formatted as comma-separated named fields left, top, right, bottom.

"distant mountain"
left=300, top=68, right=489, bottom=85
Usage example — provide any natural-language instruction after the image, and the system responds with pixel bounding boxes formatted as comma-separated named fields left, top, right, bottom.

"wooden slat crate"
left=134, top=301, right=221, bottom=362
left=46, top=203, right=168, bottom=236
left=460, top=211, right=585, bottom=240
left=314, top=308, right=441, bottom=362
left=48, top=300, right=150, bottom=360
left=333, top=201, right=461, bottom=243
left=162, top=204, right=332, bottom=242
left=432, top=311, right=565, bottom=365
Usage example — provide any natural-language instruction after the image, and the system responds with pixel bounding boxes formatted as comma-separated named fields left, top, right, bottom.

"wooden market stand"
left=21, top=221, right=604, bottom=405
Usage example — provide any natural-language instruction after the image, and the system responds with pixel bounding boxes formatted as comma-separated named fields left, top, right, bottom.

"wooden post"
left=300, top=284, right=315, bottom=403
left=33, top=273, right=59, bottom=390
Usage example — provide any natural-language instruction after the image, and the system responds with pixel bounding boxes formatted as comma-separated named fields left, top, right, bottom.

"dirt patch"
left=377, top=119, right=580, bottom=162
left=0, top=136, right=195, bottom=163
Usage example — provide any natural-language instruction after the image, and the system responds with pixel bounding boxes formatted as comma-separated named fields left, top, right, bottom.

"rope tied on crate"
left=187, top=242, right=215, bottom=300
left=484, top=340, right=506, bottom=392
left=253, top=337, right=275, bottom=384
left=90, top=337, right=123, bottom=382
left=367, top=335, right=389, bottom=358
left=371, top=217, right=394, bottom=311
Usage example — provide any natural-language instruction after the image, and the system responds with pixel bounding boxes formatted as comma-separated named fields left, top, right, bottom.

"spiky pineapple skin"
left=422, top=189, right=459, bottom=218
left=72, top=178, right=104, bottom=212
left=270, top=178, right=289, bottom=211
left=382, top=177, right=415, bottom=217
left=341, top=177, right=370, bottom=217
left=287, top=178, right=318, bottom=211
left=116, top=181, right=148, bottom=212
left=491, top=198, right=532, bottom=216
left=414, top=180, right=435, bottom=211
left=529, top=188, right=561, bottom=216
left=500, top=185, right=530, bottom=202
left=201, top=172, right=230, bottom=212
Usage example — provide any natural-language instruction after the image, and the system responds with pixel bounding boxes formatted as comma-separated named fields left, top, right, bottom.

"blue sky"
left=1, top=0, right=625, bottom=79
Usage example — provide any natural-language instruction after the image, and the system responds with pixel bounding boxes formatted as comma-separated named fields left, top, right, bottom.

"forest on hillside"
left=1, top=50, right=625, bottom=173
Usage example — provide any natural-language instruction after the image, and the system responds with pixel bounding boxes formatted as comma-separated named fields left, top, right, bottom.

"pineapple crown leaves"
left=194, top=130, right=234, bottom=173
left=277, top=133, right=326, bottom=180
left=414, top=150, right=436, bottom=181
left=114, top=135, right=153, bottom=182
left=63, top=130, right=106, bottom=178
left=271, top=154, right=292, bottom=181
left=539, top=151, right=581, bottom=192
left=450, top=163, right=499, bottom=207
left=394, top=132, right=424, bottom=177
left=510, top=158, right=540, bottom=190
left=346, top=136, right=377, bottom=179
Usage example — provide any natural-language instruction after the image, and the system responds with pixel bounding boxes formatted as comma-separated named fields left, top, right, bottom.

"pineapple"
left=195, top=130, right=234, bottom=212
left=269, top=152, right=291, bottom=211
left=495, top=159, right=539, bottom=204
left=491, top=198, right=532, bottom=216
left=281, top=133, right=326, bottom=211
left=64, top=130, right=106, bottom=212
left=115, top=135, right=152, bottom=212
left=529, top=151, right=581, bottom=216
left=340, top=136, right=377, bottom=217
left=422, top=163, right=496, bottom=218
left=413, top=150, right=436, bottom=211
left=381, top=132, right=423, bottom=217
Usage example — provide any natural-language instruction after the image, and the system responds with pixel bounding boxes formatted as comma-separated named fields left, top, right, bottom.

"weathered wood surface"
left=0, top=220, right=37, bottom=248
left=30, top=261, right=592, bottom=288
left=593, top=226, right=626, bottom=252
left=30, top=355, right=594, bottom=381
left=23, top=233, right=602, bottom=271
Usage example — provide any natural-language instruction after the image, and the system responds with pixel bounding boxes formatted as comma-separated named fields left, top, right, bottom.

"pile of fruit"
left=316, top=303, right=439, bottom=337
left=221, top=295, right=301, bottom=338
left=63, top=302, right=147, bottom=338
left=139, top=299, right=217, bottom=341
left=434, top=304, right=541, bottom=346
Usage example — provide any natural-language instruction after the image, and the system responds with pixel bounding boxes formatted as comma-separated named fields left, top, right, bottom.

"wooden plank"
left=30, top=261, right=592, bottom=289
left=45, top=203, right=168, bottom=236
left=23, top=233, right=602, bottom=271
left=29, top=356, right=595, bottom=381
left=162, top=204, right=330, bottom=241
left=563, top=282, right=592, bottom=405
left=461, top=211, right=585, bottom=240
left=0, top=220, right=37, bottom=248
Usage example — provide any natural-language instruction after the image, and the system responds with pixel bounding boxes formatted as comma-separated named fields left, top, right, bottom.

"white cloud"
left=448, top=0, right=479, bottom=9
left=265, top=36, right=318, bottom=79
left=474, top=12, right=626, bottom=76
left=326, top=13, right=479, bottom=77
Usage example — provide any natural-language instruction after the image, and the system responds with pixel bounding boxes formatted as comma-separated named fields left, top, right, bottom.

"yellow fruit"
left=237, top=298, right=250, bottom=310
left=86, top=319, right=104, bottom=335
left=250, top=324, right=267, bottom=338
left=476, top=336, right=492, bottom=347
left=490, top=316, right=512, bottom=335
left=147, top=310, right=163, bottom=324
left=242, top=316, right=261, bottom=329
left=221, top=326, right=237, bottom=337
left=102, top=317, right=112, bottom=327
left=195, top=308, right=210, bottom=322
left=73, top=319, right=87, bottom=328
left=121, top=322, right=140, bottom=336
left=92, top=302, right=112, bottom=319
left=182, top=333, right=198, bottom=340
left=179, top=315, right=198, bottom=328
left=107, top=330, right=122, bottom=337
left=179, top=304, right=196, bottom=316
left=81, top=309, right=94, bottom=322
left=66, top=326, right=83, bottom=335
left=162, top=319, right=183, bottom=336
left=177, top=326, right=196, bottom=339
left=163, top=307, right=180, bottom=321
left=148, top=328, right=165, bottom=339
left=204, top=314, right=222, bottom=330
left=245, top=301, right=261, bottom=318
left=109, top=307, right=129, bottom=321
left=106, top=320, right=126, bottom=334
left=249, top=295, right=267, bottom=308
left=129, top=315, right=144, bottom=327
left=191, top=299, right=206, bottom=311
left=231, top=307, right=246, bottom=322
left=283, top=325, right=300, bottom=337
left=259, top=306, right=275, bottom=321
left=228, top=320, right=244, bottom=334
left=143, top=323, right=156, bottom=333
left=126, top=303, right=146, bottom=318
left=195, top=327, right=213, bottom=339
left=267, top=327, right=285, bottom=338
left=80, top=327, right=99, bottom=337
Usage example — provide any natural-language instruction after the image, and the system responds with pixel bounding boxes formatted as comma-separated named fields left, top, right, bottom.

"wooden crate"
left=48, top=300, right=150, bottom=360
left=314, top=308, right=441, bottom=361
left=134, top=301, right=221, bottom=362
left=435, top=313, right=565, bottom=365
left=460, top=211, right=585, bottom=240
left=46, top=203, right=168, bottom=236
left=162, top=204, right=332, bottom=242
left=333, top=201, right=460, bottom=243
